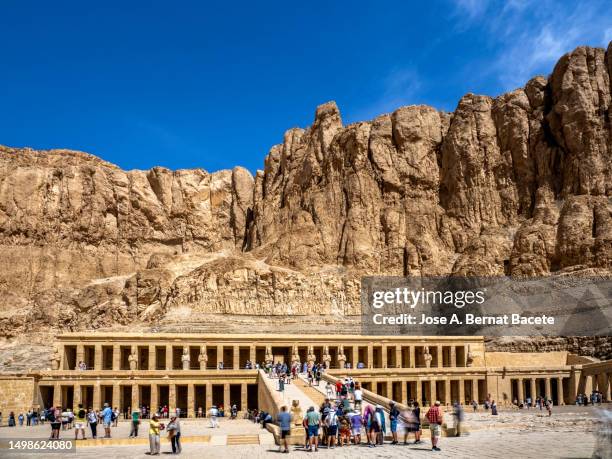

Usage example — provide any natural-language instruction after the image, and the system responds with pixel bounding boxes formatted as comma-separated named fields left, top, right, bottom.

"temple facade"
left=0, top=333, right=610, bottom=417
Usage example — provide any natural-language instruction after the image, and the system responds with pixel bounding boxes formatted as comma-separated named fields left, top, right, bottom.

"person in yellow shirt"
left=149, top=414, right=162, bottom=455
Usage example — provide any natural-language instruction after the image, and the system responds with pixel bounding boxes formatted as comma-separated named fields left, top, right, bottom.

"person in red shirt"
left=425, top=401, right=443, bottom=451
left=335, top=380, right=343, bottom=398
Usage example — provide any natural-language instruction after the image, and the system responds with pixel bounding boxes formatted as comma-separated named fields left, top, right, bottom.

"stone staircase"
left=294, top=377, right=327, bottom=406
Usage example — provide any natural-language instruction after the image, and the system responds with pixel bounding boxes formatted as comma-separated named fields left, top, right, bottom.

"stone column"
left=584, top=374, right=593, bottom=395
left=381, top=345, right=388, bottom=369
left=459, top=379, right=465, bottom=405
left=395, top=347, right=402, bottom=369
left=93, top=383, right=101, bottom=409
left=557, top=377, right=564, bottom=405
left=429, top=380, right=436, bottom=405
left=472, top=379, right=479, bottom=403
left=94, top=344, right=102, bottom=370
left=530, top=378, right=537, bottom=403
left=367, top=345, right=373, bottom=369
left=217, top=345, right=224, bottom=368
left=53, top=382, right=62, bottom=408
left=606, top=373, right=611, bottom=401
left=151, top=384, right=158, bottom=412
left=205, top=383, right=213, bottom=412
left=149, top=345, right=156, bottom=370
left=112, top=383, right=120, bottom=410
left=132, top=384, right=140, bottom=411
left=517, top=378, right=524, bottom=403
left=401, top=380, right=407, bottom=405
left=169, top=384, right=176, bottom=414
left=385, top=381, right=391, bottom=399
left=241, top=383, right=248, bottom=412
left=437, top=346, right=443, bottom=368
left=75, top=345, right=84, bottom=370
left=545, top=378, right=552, bottom=400
left=409, top=346, right=415, bottom=368
left=166, top=345, right=173, bottom=370
left=416, top=380, right=422, bottom=404
left=351, top=347, right=358, bottom=368
left=187, top=384, right=195, bottom=417
left=450, top=347, right=457, bottom=368
left=444, top=380, right=451, bottom=406
left=233, top=346, right=240, bottom=370
left=112, top=345, right=121, bottom=371
left=249, top=345, right=256, bottom=365
left=223, top=383, right=230, bottom=409
left=73, top=384, right=81, bottom=408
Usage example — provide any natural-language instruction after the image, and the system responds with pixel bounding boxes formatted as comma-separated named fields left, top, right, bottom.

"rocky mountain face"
left=0, top=43, right=611, bottom=366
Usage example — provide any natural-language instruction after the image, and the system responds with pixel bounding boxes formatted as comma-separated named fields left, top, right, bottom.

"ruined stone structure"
left=0, top=333, right=609, bottom=419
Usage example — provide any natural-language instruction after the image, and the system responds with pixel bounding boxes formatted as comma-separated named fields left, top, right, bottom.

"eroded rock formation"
left=0, top=43, right=611, bottom=364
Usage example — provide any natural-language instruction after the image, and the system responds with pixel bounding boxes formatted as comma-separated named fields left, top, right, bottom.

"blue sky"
left=1, top=1, right=610, bottom=173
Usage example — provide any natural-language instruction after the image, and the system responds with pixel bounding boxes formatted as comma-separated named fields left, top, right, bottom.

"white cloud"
left=451, top=0, right=612, bottom=90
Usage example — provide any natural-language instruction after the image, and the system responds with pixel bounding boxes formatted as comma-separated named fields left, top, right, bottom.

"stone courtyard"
left=0, top=406, right=608, bottom=458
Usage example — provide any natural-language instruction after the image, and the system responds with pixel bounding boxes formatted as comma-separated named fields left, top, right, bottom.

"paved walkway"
left=259, top=370, right=317, bottom=412
left=0, top=429, right=599, bottom=458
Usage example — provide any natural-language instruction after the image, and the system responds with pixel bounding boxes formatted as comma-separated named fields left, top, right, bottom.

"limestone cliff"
left=0, top=43, right=611, bottom=366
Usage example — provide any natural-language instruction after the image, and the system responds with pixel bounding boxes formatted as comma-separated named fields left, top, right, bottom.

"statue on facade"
left=307, top=346, right=316, bottom=366
left=291, top=345, right=301, bottom=365
left=198, top=346, right=208, bottom=370
left=466, top=345, right=474, bottom=367
left=181, top=346, right=190, bottom=370
left=423, top=346, right=432, bottom=368
left=50, top=347, right=61, bottom=370
left=322, top=345, right=332, bottom=369
left=291, top=399, right=303, bottom=425
left=337, top=345, right=347, bottom=369
left=128, top=351, right=138, bottom=371
left=265, top=346, right=274, bottom=366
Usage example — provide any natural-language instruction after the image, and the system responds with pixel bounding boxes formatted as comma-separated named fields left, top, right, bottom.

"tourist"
left=129, top=406, right=140, bottom=437
left=74, top=404, right=87, bottom=440
left=306, top=406, right=321, bottom=452
left=18, top=413, right=24, bottom=426
left=354, top=384, right=363, bottom=411
left=491, top=400, right=498, bottom=415
left=26, top=410, right=31, bottom=426
left=389, top=401, right=400, bottom=444
left=87, top=408, right=98, bottom=439
left=374, top=405, right=385, bottom=445
left=350, top=409, right=363, bottom=444
left=363, top=404, right=375, bottom=446
left=546, top=399, right=552, bottom=417
left=167, top=415, right=182, bottom=454
left=325, top=382, right=333, bottom=399
left=526, top=396, right=532, bottom=408
left=113, top=406, right=119, bottom=426
left=197, top=406, right=203, bottom=418
left=277, top=405, right=292, bottom=453
left=339, top=411, right=351, bottom=446
left=471, top=399, right=478, bottom=412
left=453, top=402, right=464, bottom=437
left=149, top=414, right=162, bottom=455
left=325, top=404, right=338, bottom=449
left=209, top=405, right=219, bottom=428
left=426, top=401, right=443, bottom=452
left=61, top=408, right=70, bottom=430
left=101, top=402, right=113, bottom=438
left=230, top=404, right=238, bottom=419
left=49, top=407, right=61, bottom=439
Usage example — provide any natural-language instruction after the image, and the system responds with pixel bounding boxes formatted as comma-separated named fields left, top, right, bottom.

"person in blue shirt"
left=101, top=403, right=113, bottom=438
left=277, top=406, right=292, bottom=454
